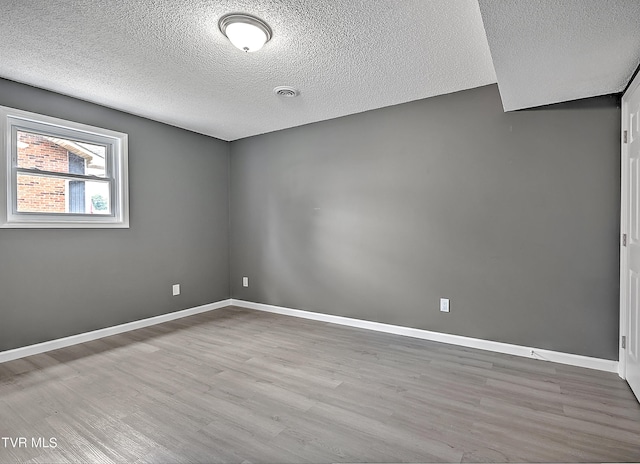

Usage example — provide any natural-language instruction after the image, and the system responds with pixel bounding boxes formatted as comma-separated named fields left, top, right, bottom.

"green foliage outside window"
left=91, top=194, right=108, bottom=211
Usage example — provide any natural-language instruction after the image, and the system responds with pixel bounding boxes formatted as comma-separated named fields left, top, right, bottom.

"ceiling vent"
left=273, top=86, right=299, bottom=97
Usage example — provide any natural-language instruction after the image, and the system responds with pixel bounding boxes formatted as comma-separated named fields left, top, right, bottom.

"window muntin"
left=1, top=106, right=128, bottom=228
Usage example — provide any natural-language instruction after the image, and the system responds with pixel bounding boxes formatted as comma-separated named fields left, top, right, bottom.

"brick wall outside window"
left=16, top=132, right=68, bottom=213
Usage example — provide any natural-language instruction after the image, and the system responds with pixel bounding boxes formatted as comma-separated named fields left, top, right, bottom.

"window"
left=0, top=106, right=128, bottom=228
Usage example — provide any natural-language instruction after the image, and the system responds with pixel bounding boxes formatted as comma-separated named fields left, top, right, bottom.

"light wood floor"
left=0, top=306, right=639, bottom=463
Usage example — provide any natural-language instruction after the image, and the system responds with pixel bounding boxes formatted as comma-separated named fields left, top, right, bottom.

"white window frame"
left=0, top=105, right=129, bottom=228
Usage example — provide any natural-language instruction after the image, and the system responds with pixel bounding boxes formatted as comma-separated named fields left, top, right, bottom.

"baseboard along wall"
left=231, top=299, right=619, bottom=374
left=0, top=298, right=619, bottom=374
left=0, top=299, right=232, bottom=364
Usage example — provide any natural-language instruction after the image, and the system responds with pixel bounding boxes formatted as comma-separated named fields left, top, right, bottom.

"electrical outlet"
left=242, top=277, right=249, bottom=287
left=172, top=284, right=180, bottom=296
left=440, top=298, right=450, bottom=313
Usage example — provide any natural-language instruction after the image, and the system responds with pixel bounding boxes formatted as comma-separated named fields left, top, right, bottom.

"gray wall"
left=0, top=79, right=230, bottom=351
left=230, top=84, right=621, bottom=360
left=0, top=80, right=621, bottom=360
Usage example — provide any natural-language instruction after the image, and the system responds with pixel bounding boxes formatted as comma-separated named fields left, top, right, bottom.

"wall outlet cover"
left=440, top=298, right=450, bottom=312
left=243, top=277, right=249, bottom=287
left=172, top=284, right=180, bottom=296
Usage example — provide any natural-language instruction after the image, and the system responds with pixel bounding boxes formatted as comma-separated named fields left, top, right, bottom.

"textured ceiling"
left=3, top=1, right=639, bottom=139
left=0, top=0, right=496, bottom=141
left=479, top=0, right=640, bottom=111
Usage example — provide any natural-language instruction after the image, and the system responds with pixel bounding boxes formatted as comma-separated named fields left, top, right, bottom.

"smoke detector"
left=273, top=86, right=299, bottom=98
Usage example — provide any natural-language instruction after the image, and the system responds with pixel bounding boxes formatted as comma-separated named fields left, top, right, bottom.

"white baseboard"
left=0, top=299, right=232, bottom=364
left=2, top=297, right=619, bottom=374
left=231, top=299, right=619, bottom=373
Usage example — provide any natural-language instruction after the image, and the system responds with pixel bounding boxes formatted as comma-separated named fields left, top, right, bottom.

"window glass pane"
left=17, top=174, right=111, bottom=215
left=87, top=181, right=111, bottom=215
left=16, top=130, right=107, bottom=177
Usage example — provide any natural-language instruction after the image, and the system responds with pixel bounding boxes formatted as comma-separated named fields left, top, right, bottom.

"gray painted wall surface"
left=230, top=84, right=621, bottom=360
left=0, top=79, right=230, bottom=351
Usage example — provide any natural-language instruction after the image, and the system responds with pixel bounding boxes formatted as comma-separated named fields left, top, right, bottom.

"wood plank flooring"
left=0, top=306, right=639, bottom=463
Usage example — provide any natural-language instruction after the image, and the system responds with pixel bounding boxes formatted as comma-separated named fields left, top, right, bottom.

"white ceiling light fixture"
left=219, top=13, right=272, bottom=53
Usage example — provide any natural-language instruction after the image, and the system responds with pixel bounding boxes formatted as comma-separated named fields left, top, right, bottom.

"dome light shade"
left=219, top=14, right=272, bottom=53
